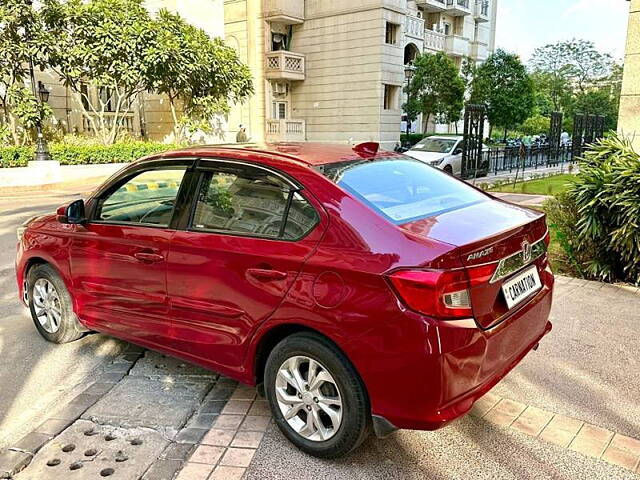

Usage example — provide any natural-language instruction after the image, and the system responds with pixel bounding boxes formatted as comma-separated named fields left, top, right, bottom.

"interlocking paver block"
left=469, top=392, right=502, bottom=418
left=142, top=459, right=183, bottom=480
left=483, top=398, right=526, bottom=427
left=175, top=428, right=208, bottom=444
left=545, top=414, right=584, bottom=435
left=569, top=424, right=614, bottom=458
left=175, top=462, right=214, bottom=480
left=602, top=446, right=640, bottom=471
left=214, top=415, right=244, bottom=430
left=187, top=413, right=218, bottom=430
left=511, top=406, right=554, bottom=437
left=221, top=400, right=252, bottom=415
left=610, top=433, right=640, bottom=455
left=220, top=447, right=255, bottom=468
left=230, top=386, right=257, bottom=400
left=248, top=400, right=271, bottom=416
left=0, top=449, right=33, bottom=478
left=202, top=429, right=236, bottom=447
left=540, top=425, right=577, bottom=448
left=161, top=443, right=195, bottom=461
left=240, top=415, right=271, bottom=432
left=189, top=445, right=225, bottom=465
left=231, top=430, right=264, bottom=449
left=210, top=465, right=246, bottom=480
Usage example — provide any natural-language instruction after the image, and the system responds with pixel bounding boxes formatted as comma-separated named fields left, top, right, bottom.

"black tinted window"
left=97, top=168, right=186, bottom=226
left=193, top=167, right=318, bottom=240
left=318, top=156, right=486, bottom=224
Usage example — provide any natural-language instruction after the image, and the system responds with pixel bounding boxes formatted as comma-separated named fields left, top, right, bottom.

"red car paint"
left=16, top=143, right=553, bottom=431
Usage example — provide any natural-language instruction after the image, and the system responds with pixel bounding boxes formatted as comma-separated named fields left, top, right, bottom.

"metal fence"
left=481, top=144, right=575, bottom=177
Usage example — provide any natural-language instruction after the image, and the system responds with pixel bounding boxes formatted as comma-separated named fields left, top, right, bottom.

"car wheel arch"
left=22, top=257, right=75, bottom=307
left=252, top=323, right=370, bottom=406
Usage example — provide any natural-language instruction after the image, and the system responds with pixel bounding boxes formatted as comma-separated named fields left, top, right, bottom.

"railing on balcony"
left=445, top=0, right=471, bottom=14
left=424, top=29, right=446, bottom=52
left=449, top=0, right=469, bottom=8
left=265, top=51, right=305, bottom=81
left=266, top=119, right=306, bottom=142
left=82, top=112, right=135, bottom=134
left=405, top=15, right=425, bottom=40
left=445, top=35, right=471, bottom=57
left=474, top=0, right=489, bottom=18
left=418, top=0, right=446, bottom=12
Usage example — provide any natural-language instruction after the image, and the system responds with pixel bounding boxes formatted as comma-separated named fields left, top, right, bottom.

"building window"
left=383, top=85, right=398, bottom=110
left=272, top=101, right=288, bottom=119
left=272, top=32, right=288, bottom=51
left=385, top=22, right=399, bottom=45
left=443, top=22, right=452, bottom=36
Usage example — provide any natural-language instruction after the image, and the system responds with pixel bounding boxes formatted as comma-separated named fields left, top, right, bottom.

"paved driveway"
left=0, top=191, right=124, bottom=450
left=245, top=279, right=640, bottom=480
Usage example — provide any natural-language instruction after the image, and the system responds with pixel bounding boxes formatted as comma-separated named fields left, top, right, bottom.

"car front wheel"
left=27, top=264, right=85, bottom=344
left=264, top=332, right=370, bottom=458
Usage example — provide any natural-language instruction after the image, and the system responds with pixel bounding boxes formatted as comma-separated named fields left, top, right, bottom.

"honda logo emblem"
left=522, top=240, right=532, bottom=263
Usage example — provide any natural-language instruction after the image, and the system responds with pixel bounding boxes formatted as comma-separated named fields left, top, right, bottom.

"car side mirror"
left=453, top=148, right=463, bottom=155
left=57, top=199, right=86, bottom=225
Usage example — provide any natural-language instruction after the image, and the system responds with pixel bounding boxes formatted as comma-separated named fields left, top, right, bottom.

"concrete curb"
left=0, top=345, right=145, bottom=479
left=555, top=275, right=640, bottom=296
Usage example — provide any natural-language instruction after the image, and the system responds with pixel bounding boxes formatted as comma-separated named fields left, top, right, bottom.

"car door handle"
left=246, top=268, right=288, bottom=281
left=134, top=252, right=164, bottom=263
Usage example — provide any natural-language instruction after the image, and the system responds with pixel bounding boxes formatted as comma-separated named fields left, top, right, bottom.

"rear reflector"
left=388, top=264, right=497, bottom=320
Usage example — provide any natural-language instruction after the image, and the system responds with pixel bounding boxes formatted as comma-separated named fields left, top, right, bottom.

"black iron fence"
left=480, top=144, right=575, bottom=177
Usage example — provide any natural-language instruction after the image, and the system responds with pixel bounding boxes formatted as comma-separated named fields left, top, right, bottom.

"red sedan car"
left=16, top=142, right=553, bottom=458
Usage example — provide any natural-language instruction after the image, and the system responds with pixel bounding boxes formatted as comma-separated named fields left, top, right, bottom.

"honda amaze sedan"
left=16, top=142, right=553, bottom=458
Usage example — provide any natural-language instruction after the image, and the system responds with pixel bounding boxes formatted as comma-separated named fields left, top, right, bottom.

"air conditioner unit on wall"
left=273, top=82, right=288, bottom=95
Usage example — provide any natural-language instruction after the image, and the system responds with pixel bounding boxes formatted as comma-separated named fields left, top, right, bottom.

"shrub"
left=0, top=141, right=180, bottom=168
left=546, top=135, right=640, bottom=285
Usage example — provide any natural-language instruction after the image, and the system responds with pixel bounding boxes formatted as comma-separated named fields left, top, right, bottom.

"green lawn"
left=489, top=174, right=576, bottom=196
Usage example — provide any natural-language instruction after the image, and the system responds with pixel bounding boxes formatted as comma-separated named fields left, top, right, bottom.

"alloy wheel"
left=275, top=355, right=343, bottom=442
left=32, top=278, right=62, bottom=334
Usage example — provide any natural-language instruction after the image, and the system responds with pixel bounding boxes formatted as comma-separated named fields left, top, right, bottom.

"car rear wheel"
left=264, top=332, right=370, bottom=458
left=27, top=264, right=85, bottom=344
left=443, top=165, right=454, bottom=175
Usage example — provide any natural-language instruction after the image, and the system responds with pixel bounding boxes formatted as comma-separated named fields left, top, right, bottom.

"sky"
left=495, top=0, right=630, bottom=63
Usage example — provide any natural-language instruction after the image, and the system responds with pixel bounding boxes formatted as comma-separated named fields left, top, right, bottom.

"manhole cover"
left=18, top=420, right=168, bottom=480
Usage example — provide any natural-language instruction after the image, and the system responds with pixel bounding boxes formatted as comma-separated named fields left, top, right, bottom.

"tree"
left=404, top=52, right=465, bottom=132
left=521, top=114, right=550, bottom=136
left=46, top=0, right=157, bottom=145
left=529, top=39, right=613, bottom=96
left=0, top=0, right=52, bottom=145
left=473, top=49, right=535, bottom=140
left=146, top=9, right=253, bottom=143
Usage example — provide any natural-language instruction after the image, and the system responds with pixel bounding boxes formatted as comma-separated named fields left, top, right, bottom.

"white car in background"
left=405, top=136, right=465, bottom=176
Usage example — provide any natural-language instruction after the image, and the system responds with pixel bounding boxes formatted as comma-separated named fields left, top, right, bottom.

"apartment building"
left=619, top=0, right=640, bottom=151
left=31, top=0, right=498, bottom=148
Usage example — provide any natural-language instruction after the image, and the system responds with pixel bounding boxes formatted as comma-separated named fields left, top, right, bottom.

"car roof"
left=419, top=135, right=462, bottom=141
left=148, top=142, right=401, bottom=167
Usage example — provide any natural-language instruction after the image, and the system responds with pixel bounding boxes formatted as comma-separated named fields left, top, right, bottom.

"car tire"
left=444, top=165, right=454, bottom=175
left=264, top=332, right=370, bottom=458
left=27, top=264, right=85, bottom=344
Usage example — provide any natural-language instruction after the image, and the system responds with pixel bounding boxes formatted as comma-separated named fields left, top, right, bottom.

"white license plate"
left=501, top=266, right=542, bottom=310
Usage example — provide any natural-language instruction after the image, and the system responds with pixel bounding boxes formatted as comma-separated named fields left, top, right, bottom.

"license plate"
left=501, top=266, right=542, bottom=310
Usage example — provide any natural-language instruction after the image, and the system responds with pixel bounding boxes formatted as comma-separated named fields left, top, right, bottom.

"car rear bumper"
left=371, top=268, right=554, bottom=431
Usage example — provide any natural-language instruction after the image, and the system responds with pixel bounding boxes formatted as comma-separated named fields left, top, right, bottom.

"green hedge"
left=0, top=142, right=180, bottom=168
left=400, top=132, right=458, bottom=147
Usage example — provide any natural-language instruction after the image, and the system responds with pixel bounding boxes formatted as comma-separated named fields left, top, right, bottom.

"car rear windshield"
left=316, top=156, right=487, bottom=224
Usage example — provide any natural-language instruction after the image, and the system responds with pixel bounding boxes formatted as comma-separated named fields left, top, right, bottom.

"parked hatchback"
left=16, top=142, right=553, bottom=458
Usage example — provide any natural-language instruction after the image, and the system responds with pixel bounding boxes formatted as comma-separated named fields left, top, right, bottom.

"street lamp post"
left=404, top=65, right=416, bottom=136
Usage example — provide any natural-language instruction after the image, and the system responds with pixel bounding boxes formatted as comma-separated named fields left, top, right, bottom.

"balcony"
left=445, top=0, right=471, bottom=16
left=474, top=0, right=490, bottom=22
left=265, top=51, right=305, bottom=81
left=405, top=14, right=425, bottom=41
left=416, top=0, right=447, bottom=13
left=471, top=40, right=489, bottom=61
left=266, top=119, right=306, bottom=142
left=445, top=35, right=470, bottom=57
left=424, top=29, right=446, bottom=52
left=264, top=0, right=304, bottom=25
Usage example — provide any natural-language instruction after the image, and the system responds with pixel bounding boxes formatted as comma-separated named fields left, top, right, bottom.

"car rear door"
left=70, top=160, right=195, bottom=346
left=166, top=160, right=326, bottom=375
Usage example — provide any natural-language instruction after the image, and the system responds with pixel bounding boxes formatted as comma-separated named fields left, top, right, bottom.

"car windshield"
left=411, top=138, right=457, bottom=153
left=316, top=156, right=487, bottom=224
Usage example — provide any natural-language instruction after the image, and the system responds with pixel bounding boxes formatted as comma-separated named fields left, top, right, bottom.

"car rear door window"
left=192, top=165, right=318, bottom=240
left=318, top=156, right=487, bottom=224
left=96, top=168, right=187, bottom=227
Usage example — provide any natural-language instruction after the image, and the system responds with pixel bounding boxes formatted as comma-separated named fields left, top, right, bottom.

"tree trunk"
left=169, top=97, right=183, bottom=144
left=503, top=126, right=508, bottom=143
left=422, top=113, right=431, bottom=134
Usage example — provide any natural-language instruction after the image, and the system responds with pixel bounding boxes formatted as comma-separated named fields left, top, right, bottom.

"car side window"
left=192, top=166, right=318, bottom=240
left=96, top=168, right=187, bottom=227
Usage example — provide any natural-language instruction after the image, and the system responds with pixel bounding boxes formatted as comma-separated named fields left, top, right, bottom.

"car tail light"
left=543, top=230, right=551, bottom=247
left=389, top=264, right=497, bottom=320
